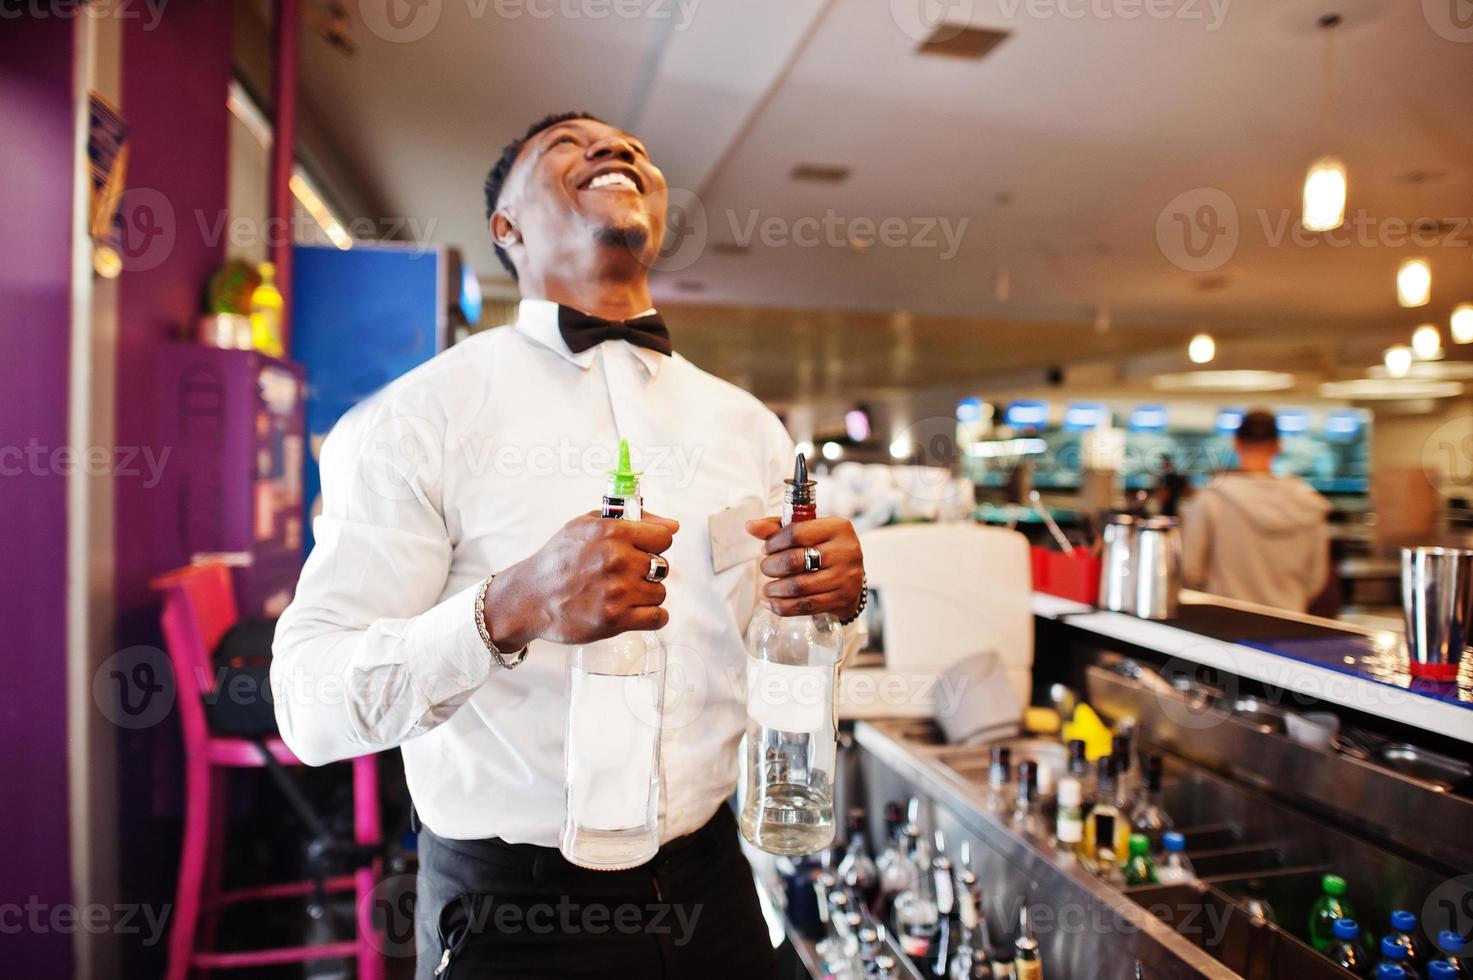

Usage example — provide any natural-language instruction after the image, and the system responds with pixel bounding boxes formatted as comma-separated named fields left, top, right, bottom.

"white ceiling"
left=293, top=0, right=1473, bottom=394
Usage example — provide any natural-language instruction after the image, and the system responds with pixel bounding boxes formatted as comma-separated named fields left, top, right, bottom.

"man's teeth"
left=588, top=172, right=639, bottom=192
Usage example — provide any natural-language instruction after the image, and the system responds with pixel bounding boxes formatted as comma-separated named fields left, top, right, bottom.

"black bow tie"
left=558, top=305, right=672, bottom=357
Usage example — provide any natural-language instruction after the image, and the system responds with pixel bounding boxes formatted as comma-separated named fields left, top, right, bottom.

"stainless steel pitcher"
left=1098, top=515, right=1181, bottom=620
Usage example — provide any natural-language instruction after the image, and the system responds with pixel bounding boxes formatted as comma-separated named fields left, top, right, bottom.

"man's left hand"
left=745, top=517, right=864, bottom=619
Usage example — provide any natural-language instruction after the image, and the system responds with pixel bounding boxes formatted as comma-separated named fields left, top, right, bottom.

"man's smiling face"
left=493, top=117, right=668, bottom=277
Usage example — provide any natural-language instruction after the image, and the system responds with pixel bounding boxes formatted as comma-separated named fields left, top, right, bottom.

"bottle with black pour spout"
left=740, top=452, right=843, bottom=856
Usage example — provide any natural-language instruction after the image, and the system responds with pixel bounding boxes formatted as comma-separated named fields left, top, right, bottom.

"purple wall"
left=0, top=17, right=77, bottom=979
left=113, top=6, right=233, bottom=976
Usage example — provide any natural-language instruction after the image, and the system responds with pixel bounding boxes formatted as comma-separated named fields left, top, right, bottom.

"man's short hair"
left=1236, top=409, right=1279, bottom=445
left=483, top=110, right=603, bottom=279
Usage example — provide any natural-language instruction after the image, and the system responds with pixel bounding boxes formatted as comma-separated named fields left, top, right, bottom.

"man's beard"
left=595, top=222, right=650, bottom=253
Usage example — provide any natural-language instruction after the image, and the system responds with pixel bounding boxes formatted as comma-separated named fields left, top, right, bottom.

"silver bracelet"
left=839, top=572, right=868, bottom=626
left=475, top=574, right=528, bottom=669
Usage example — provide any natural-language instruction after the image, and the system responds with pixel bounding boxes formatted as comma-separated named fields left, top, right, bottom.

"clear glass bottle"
left=1014, top=906, right=1044, bottom=980
left=740, top=452, right=843, bottom=856
left=561, top=440, right=666, bottom=870
left=1111, top=733, right=1138, bottom=811
left=1130, top=754, right=1173, bottom=846
left=1155, top=831, right=1195, bottom=885
left=837, top=808, right=881, bottom=911
left=931, top=831, right=960, bottom=979
left=1242, top=879, right=1277, bottom=924
left=877, top=802, right=913, bottom=920
left=951, top=841, right=987, bottom=980
left=1066, top=739, right=1094, bottom=806
left=1013, top=761, right=1046, bottom=838
left=987, top=746, right=1015, bottom=815
left=892, top=823, right=940, bottom=963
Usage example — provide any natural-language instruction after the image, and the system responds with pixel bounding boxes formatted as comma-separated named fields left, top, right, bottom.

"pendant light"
left=1188, top=333, right=1216, bottom=364
left=1301, top=15, right=1346, bottom=233
left=1384, top=345, right=1413, bottom=378
left=1452, top=303, right=1473, bottom=345
left=1398, top=258, right=1432, bottom=308
left=1412, top=323, right=1442, bottom=360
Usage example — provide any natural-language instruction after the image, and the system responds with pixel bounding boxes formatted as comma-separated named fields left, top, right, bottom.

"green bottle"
left=1309, top=874, right=1357, bottom=952
left=1123, top=833, right=1157, bottom=886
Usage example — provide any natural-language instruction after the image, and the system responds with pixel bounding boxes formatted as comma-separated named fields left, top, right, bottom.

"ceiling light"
left=821, top=441, right=843, bottom=461
left=1384, top=345, right=1413, bottom=377
left=1152, top=370, right=1295, bottom=393
left=1369, top=361, right=1473, bottom=381
left=1188, top=333, right=1216, bottom=364
left=1302, top=157, right=1347, bottom=232
left=1451, top=303, right=1473, bottom=345
left=1318, top=378, right=1464, bottom=400
left=1412, top=324, right=1443, bottom=360
left=889, top=437, right=913, bottom=460
left=1397, top=258, right=1432, bottom=308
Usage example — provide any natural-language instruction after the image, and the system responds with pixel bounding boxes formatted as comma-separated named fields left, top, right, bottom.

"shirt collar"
left=512, top=298, right=665, bottom=378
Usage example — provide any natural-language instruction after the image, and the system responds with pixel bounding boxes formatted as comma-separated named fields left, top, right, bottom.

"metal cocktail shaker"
left=1401, top=546, right=1473, bottom=680
left=1098, top=515, right=1180, bottom=620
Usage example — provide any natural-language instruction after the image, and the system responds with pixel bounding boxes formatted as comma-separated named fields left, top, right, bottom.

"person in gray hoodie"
left=1181, top=410, right=1331, bottom=612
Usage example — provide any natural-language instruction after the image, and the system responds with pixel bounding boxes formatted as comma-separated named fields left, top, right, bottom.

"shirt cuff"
left=405, top=580, right=495, bottom=703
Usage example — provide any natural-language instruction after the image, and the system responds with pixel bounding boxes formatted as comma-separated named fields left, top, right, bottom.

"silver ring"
left=645, top=554, right=669, bottom=583
left=803, top=546, right=822, bottom=573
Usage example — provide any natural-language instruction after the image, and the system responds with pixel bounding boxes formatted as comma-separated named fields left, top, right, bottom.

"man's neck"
left=519, top=267, right=654, bottom=322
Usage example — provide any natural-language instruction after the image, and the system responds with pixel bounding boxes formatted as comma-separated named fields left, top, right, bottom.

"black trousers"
left=414, top=803, right=777, bottom=979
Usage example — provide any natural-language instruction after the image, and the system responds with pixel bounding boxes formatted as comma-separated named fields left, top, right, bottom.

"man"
left=271, top=111, right=865, bottom=978
left=1181, top=409, right=1330, bottom=612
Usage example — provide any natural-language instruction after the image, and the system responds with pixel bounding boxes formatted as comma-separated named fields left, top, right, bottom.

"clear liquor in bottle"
left=1155, top=832, right=1194, bottom=885
left=876, top=802, right=913, bottom=921
left=1012, top=761, right=1046, bottom=838
left=838, top=808, right=881, bottom=912
left=986, top=746, right=1014, bottom=815
left=1066, top=739, right=1095, bottom=806
left=740, top=452, right=842, bottom=856
left=931, top=831, right=960, bottom=980
left=1130, top=754, right=1173, bottom=846
left=892, top=824, right=940, bottom=964
left=950, top=842, right=987, bottom=980
left=561, top=440, right=666, bottom=871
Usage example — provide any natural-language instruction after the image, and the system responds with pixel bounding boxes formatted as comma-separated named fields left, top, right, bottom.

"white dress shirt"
left=272, top=299, right=797, bottom=845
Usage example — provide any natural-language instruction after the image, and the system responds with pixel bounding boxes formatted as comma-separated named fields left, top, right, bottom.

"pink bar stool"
left=152, top=563, right=386, bottom=980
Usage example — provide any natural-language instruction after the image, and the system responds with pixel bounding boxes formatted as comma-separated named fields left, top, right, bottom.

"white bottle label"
left=1057, top=814, right=1083, bottom=844
left=567, top=669, right=659, bottom=830
left=746, top=658, right=833, bottom=733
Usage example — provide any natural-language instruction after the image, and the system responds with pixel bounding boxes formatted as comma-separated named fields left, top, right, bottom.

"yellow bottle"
left=250, top=261, right=285, bottom=358
left=1081, top=756, right=1131, bottom=871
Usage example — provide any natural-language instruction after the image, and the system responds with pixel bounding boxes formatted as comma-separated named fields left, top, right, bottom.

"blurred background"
left=2, top=0, right=1471, bottom=976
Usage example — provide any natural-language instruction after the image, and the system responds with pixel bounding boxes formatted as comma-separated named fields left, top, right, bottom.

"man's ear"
left=491, top=209, right=520, bottom=250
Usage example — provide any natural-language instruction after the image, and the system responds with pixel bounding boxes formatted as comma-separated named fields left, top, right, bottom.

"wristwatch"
left=475, top=574, right=528, bottom=669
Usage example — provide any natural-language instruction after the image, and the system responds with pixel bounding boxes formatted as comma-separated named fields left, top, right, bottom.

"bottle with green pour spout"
left=560, top=439, right=667, bottom=870
left=739, top=452, right=843, bottom=855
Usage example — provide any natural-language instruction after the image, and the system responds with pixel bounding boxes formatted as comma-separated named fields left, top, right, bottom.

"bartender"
left=271, top=111, right=866, bottom=978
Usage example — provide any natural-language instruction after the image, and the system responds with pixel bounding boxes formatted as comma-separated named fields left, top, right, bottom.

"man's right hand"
left=480, top=511, right=678, bottom=651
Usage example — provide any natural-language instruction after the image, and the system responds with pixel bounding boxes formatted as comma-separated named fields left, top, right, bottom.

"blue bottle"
left=1387, top=910, right=1429, bottom=971
left=1330, top=920, right=1373, bottom=978
left=1429, top=962, right=1458, bottom=979
left=1379, top=966, right=1407, bottom=980
left=1381, top=935, right=1422, bottom=980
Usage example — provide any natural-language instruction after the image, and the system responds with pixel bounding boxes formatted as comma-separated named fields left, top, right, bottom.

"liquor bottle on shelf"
left=741, top=452, right=843, bottom=856
left=561, top=440, right=666, bottom=871
left=1054, top=777, right=1084, bottom=856
left=1083, top=756, right=1130, bottom=873
left=1154, top=832, right=1194, bottom=885
left=987, top=747, right=1014, bottom=815
left=1130, top=755, right=1173, bottom=845
left=1014, top=906, right=1043, bottom=980
left=1012, top=761, right=1046, bottom=838
left=1095, top=846, right=1125, bottom=887
left=1066, top=739, right=1095, bottom=805
left=1386, top=910, right=1430, bottom=972
left=838, top=808, right=882, bottom=912
left=816, top=886, right=852, bottom=975
left=1123, top=833, right=1158, bottom=886
left=892, top=819, right=940, bottom=965
left=877, top=809, right=914, bottom=922
left=1241, top=879, right=1277, bottom=924
left=950, top=842, right=992, bottom=980
left=1326, top=919, right=1372, bottom=977
left=1112, top=733, right=1138, bottom=807
left=931, top=831, right=960, bottom=980
left=1309, top=875, right=1358, bottom=952
left=874, top=954, right=901, bottom=980
left=1379, top=935, right=1422, bottom=980
left=1435, top=931, right=1468, bottom=976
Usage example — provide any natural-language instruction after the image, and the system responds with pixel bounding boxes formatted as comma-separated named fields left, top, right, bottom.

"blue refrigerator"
left=291, top=242, right=446, bottom=552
